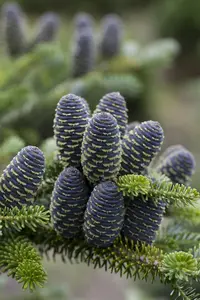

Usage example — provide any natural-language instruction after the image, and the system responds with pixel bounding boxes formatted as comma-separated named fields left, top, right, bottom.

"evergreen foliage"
left=0, top=14, right=179, bottom=145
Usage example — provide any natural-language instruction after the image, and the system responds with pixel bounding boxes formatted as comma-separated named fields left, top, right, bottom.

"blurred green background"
left=0, top=0, right=200, bottom=299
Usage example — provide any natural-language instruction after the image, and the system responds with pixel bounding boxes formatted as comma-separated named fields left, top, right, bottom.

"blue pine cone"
left=1, top=2, right=26, bottom=57
left=30, top=12, right=60, bottom=49
left=74, top=12, right=94, bottom=32
left=53, top=94, right=89, bottom=167
left=99, top=14, right=123, bottom=59
left=80, top=97, right=91, bottom=116
left=157, top=146, right=196, bottom=185
left=122, top=197, right=165, bottom=244
left=50, top=167, right=89, bottom=238
left=120, top=121, right=164, bottom=175
left=81, top=112, right=122, bottom=185
left=157, top=144, right=185, bottom=163
left=0, top=146, right=45, bottom=208
left=93, top=92, right=128, bottom=138
left=72, top=28, right=95, bottom=78
left=83, top=181, right=124, bottom=247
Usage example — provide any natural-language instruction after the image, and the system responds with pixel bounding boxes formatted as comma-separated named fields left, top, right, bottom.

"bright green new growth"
left=117, top=174, right=151, bottom=197
left=116, top=174, right=200, bottom=207
left=0, top=236, right=47, bottom=291
left=161, top=251, right=199, bottom=281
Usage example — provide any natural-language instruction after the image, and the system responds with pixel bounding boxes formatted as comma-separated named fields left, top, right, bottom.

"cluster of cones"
left=0, top=91, right=195, bottom=247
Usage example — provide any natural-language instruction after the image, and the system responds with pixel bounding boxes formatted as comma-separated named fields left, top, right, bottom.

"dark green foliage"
left=120, top=121, right=164, bottom=175
left=0, top=0, right=153, bottom=14
left=81, top=112, right=122, bottom=184
left=50, top=167, right=89, bottom=238
left=71, top=73, right=143, bottom=113
left=0, top=146, right=45, bottom=208
left=102, top=74, right=143, bottom=98
left=157, top=147, right=196, bottom=185
left=72, top=27, right=95, bottom=78
left=93, top=92, right=128, bottom=138
left=99, top=14, right=123, bottom=59
left=28, top=12, right=60, bottom=51
left=0, top=205, right=49, bottom=231
left=32, top=229, right=164, bottom=280
left=83, top=181, right=124, bottom=247
left=157, top=0, right=200, bottom=51
left=53, top=94, right=89, bottom=167
left=122, top=196, right=165, bottom=244
left=1, top=2, right=26, bottom=57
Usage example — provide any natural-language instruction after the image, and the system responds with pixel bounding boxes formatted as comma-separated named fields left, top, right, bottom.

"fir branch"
left=160, top=251, right=199, bottom=281
left=0, top=236, right=47, bottom=290
left=116, top=174, right=200, bottom=207
left=148, top=181, right=199, bottom=207
left=0, top=205, right=50, bottom=232
left=155, top=223, right=200, bottom=252
left=15, top=259, right=46, bottom=290
left=169, top=206, right=200, bottom=226
left=170, top=285, right=200, bottom=300
left=116, top=175, right=151, bottom=198
left=30, top=227, right=163, bottom=281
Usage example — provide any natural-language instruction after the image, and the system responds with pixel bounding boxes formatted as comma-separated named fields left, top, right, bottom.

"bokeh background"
left=0, top=0, right=200, bottom=299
